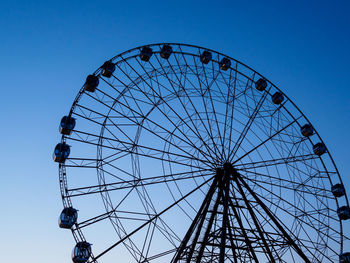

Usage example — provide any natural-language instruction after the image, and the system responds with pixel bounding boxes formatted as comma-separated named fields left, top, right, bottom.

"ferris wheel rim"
left=57, top=43, right=349, bottom=262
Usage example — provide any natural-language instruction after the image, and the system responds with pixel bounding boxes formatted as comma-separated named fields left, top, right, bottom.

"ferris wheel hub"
left=223, top=162, right=234, bottom=174
left=215, top=162, right=238, bottom=183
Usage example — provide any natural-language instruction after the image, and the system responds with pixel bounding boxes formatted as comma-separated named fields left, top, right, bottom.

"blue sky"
left=0, top=0, right=349, bottom=262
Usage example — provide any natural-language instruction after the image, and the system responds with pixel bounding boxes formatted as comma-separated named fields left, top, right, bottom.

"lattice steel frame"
left=57, top=43, right=349, bottom=263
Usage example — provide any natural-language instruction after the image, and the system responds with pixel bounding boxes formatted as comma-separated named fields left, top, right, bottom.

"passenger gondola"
left=84, top=75, right=99, bottom=92
left=255, top=78, right=267, bottom=91
left=313, top=142, right=326, bottom=156
left=72, top=242, right=91, bottom=263
left=59, top=207, right=78, bottom=229
left=101, top=61, right=116, bottom=78
left=53, top=143, right=70, bottom=163
left=140, top=46, right=153, bottom=62
left=59, top=116, right=76, bottom=135
left=200, top=50, right=212, bottom=64
left=219, top=57, right=231, bottom=71
left=160, top=45, right=173, bottom=59
left=300, top=124, right=314, bottom=137
left=271, top=92, right=284, bottom=104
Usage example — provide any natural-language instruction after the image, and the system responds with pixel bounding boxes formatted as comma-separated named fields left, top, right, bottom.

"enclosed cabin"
left=255, top=78, right=267, bottom=91
left=219, top=57, right=231, bottom=71
left=59, top=116, right=76, bottom=135
left=84, top=75, right=99, bottom=92
left=140, top=46, right=153, bottom=62
left=101, top=61, right=116, bottom=78
left=340, top=252, right=350, bottom=263
left=337, top=206, right=350, bottom=220
left=313, top=142, right=326, bottom=156
left=72, top=242, right=91, bottom=263
left=271, top=92, right=284, bottom=105
left=300, top=124, right=314, bottom=137
left=59, top=207, right=78, bottom=229
left=200, top=50, right=212, bottom=64
left=53, top=143, right=70, bottom=163
left=331, top=183, right=346, bottom=198
left=160, top=45, right=173, bottom=59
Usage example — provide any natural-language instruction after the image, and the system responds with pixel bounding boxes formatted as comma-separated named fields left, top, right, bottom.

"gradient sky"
left=0, top=0, right=349, bottom=262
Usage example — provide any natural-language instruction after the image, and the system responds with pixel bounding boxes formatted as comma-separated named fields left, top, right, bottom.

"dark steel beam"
left=233, top=169, right=311, bottom=263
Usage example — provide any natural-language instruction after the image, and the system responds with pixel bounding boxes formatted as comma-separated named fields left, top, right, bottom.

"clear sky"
left=0, top=0, right=349, bottom=262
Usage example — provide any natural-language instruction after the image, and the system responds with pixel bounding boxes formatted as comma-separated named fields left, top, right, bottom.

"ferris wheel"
left=54, top=43, right=350, bottom=263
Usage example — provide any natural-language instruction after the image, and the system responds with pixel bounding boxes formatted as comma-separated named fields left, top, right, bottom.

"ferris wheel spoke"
left=102, top=69, right=159, bottom=107
left=113, top=186, right=182, bottom=259
left=233, top=112, right=302, bottom=165
left=257, top=114, right=308, bottom=159
left=75, top=101, right=214, bottom=167
left=66, top=136, right=203, bottom=170
left=77, top=210, right=157, bottom=231
left=112, top=181, right=175, bottom=249
left=121, top=56, right=211, bottom=153
left=285, top=137, right=308, bottom=158
left=62, top=157, right=98, bottom=168
left=139, top=248, right=177, bottom=263
left=115, top=60, right=216, bottom=164
left=73, top=129, right=210, bottom=166
left=215, top=74, right=232, bottom=155
left=227, top=85, right=270, bottom=162
left=141, top=53, right=222, bottom=162
left=99, top=76, right=152, bottom=126
left=152, top=52, right=222, bottom=161
left=245, top=155, right=326, bottom=186
left=94, top=174, right=215, bottom=260
left=175, top=50, right=226, bottom=159
left=138, top=220, right=155, bottom=261
left=149, top=65, right=221, bottom=162
left=132, top=181, right=185, bottom=248
left=226, top=65, right=239, bottom=162
left=140, top=216, right=185, bottom=261
left=137, top=218, right=178, bottom=262
left=260, top=122, right=308, bottom=161
left=88, top=83, right=208, bottom=166
left=238, top=169, right=333, bottom=199
left=82, top=195, right=149, bottom=260
left=104, top=193, right=161, bottom=261
left=66, top=169, right=213, bottom=197
left=185, top=65, right=223, bottom=160
left=241, top=173, right=342, bottom=246
left=213, top=66, right=236, bottom=161
left=235, top=154, right=316, bottom=170
left=196, top=54, right=228, bottom=160
left=200, top=64, right=226, bottom=160
left=180, top=68, right=224, bottom=161
left=98, top=156, right=138, bottom=183
left=155, top=216, right=182, bottom=245
left=77, top=211, right=111, bottom=229
left=160, top=51, right=224, bottom=161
